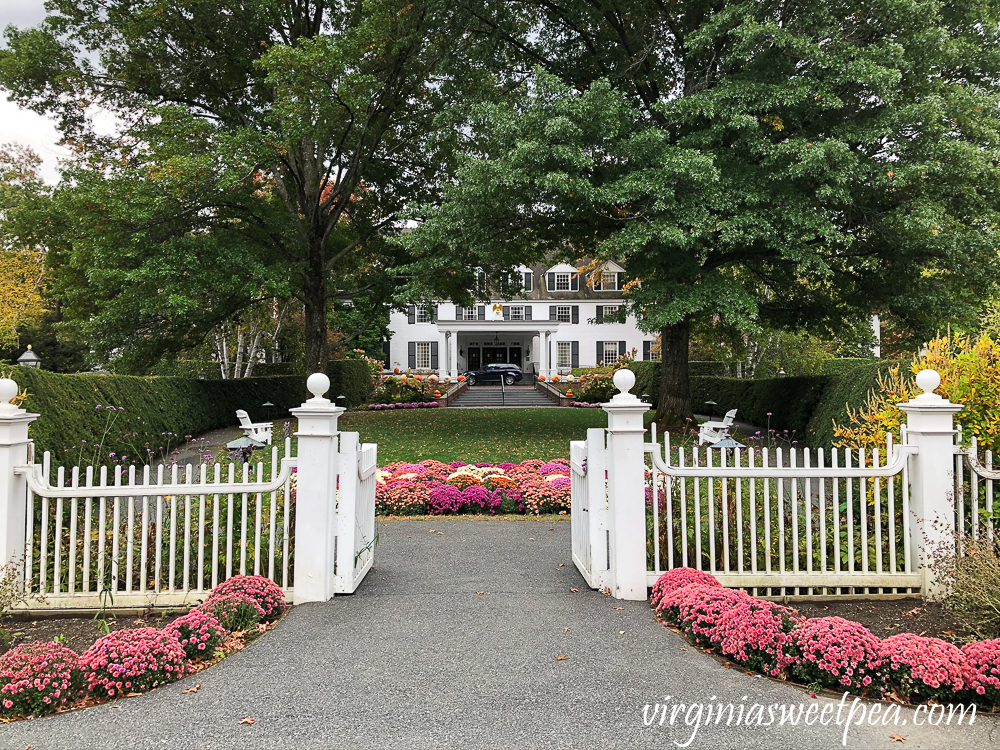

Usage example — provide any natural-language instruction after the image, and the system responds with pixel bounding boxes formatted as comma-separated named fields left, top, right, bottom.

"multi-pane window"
left=416, top=342, right=432, bottom=369
left=457, top=306, right=476, bottom=321
left=593, top=271, right=619, bottom=291
left=416, top=307, right=431, bottom=323
left=509, top=305, right=525, bottom=321
left=557, top=342, right=572, bottom=368
left=556, top=306, right=572, bottom=323
left=603, top=305, right=620, bottom=319
left=522, top=271, right=533, bottom=291
left=603, top=341, right=619, bottom=365
left=554, top=273, right=571, bottom=291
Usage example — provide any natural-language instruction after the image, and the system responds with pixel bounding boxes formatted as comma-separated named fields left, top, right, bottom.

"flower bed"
left=368, top=401, right=440, bottom=410
left=652, top=569, right=1000, bottom=709
left=0, top=574, right=288, bottom=721
left=375, top=458, right=571, bottom=515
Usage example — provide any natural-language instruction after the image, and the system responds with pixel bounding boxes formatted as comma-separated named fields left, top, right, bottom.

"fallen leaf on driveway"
left=528, top=537, right=536, bottom=541
left=614, top=607, right=624, bottom=611
left=889, top=735, right=906, bottom=744
left=475, top=591, right=487, bottom=595
left=555, top=655, right=568, bottom=661
left=569, top=588, right=579, bottom=593
left=181, top=684, right=201, bottom=694
left=619, top=631, right=625, bottom=635
left=239, top=717, right=255, bottom=725
left=564, top=627, right=570, bottom=632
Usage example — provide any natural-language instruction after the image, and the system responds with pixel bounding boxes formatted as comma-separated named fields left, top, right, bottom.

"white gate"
left=645, top=426, right=922, bottom=597
left=570, top=428, right=608, bottom=590
left=334, top=433, right=377, bottom=594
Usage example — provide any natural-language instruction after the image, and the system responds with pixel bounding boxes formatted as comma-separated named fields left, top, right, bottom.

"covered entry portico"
left=435, top=320, right=563, bottom=379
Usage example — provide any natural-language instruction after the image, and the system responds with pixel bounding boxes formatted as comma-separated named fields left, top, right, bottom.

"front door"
left=467, top=347, right=481, bottom=372
left=482, top=347, right=507, bottom=365
left=508, top=347, right=522, bottom=369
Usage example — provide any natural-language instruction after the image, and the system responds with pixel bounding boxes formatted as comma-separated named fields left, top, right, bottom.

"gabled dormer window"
left=545, top=264, right=579, bottom=292
left=592, top=263, right=625, bottom=291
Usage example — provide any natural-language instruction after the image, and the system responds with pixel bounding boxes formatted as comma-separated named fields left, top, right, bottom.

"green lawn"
left=339, top=408, right=610, bottom=464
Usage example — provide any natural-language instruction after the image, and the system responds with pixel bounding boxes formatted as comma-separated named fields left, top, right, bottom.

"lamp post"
left=16, top=346, right=40, bottom=369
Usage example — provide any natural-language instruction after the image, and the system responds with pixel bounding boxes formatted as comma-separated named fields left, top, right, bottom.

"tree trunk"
left=655, top=317, right=695, bottom=425
left=303, top=272, right=328, bottom=374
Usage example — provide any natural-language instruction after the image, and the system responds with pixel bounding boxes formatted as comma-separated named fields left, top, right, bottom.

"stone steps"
left=450, top=387, right=557, bottom=408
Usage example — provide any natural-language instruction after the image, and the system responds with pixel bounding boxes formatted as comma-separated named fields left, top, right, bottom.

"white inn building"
left=386, top=261, right=658, bottom=378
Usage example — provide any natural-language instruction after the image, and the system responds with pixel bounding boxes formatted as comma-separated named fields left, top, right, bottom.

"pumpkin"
left=457, top=375, right=466, bottom=381
left=552, top=374, right=561, bottom=382
left=538, top=375, right=546, bottom=381
left=394, top=367, right=400, bottom=375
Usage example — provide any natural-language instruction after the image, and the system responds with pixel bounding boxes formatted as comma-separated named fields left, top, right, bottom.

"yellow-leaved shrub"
left=833, top=334, right=1000, bottom=452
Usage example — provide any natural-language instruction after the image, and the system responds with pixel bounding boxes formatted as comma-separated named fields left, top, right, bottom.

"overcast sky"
left=1, top=1, right=70, bottom=184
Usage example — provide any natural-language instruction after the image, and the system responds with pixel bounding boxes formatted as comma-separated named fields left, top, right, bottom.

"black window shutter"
left=596, top=341, right=604, bottom=364
left=571, top=305, right=579, bottom=324
left=430, top=305, right=437, bottom=323
left=430, top=342, right=439, bottom=370
left=407, top=342, right=417, bottom=369
left=571, top=274, right=579, bottom=291
left=547, top=272, right=556, bottom=291
left=596, top=305, right=604, bottom=323
left=457, top=307, right=465, bottom=321
left=503, top=307, right=510, bottom=321
left=382, top=340, right=391, bottom=369
left=478, top=305, right=486, bottom=321
left=523, top=271, right=532, bottom=291
left=524, top=306, right=532, bottom=321
left=619, top=340, right=627, bottom=356
left=571, top=341, right=579, bottom=368
left=643, top=341, right=651, bottom=361
left=549, top=305, right=557, bottom=321
left=407, top=305, right=415, bottom=324
left=616, top=272, right=625, bottom=290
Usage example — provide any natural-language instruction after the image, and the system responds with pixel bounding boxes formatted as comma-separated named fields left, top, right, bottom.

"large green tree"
left=406, top=0, right=1000, bottom=422
left=0, top=0, right=479, bottom=372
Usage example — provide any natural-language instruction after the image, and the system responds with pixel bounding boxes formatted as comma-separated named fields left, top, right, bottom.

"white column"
left=540, top=331, right=549, bottom=378
left=872, top=314, right=881, bottom=358
left=898, top=369, right=962, bottom=597
left=0, top=379, right=37, bottom=568
left=602, top=370, right=650, bottom=600
left=448, top=331, right=459, bottom=379
left=290, top=373, right=345, bottom=604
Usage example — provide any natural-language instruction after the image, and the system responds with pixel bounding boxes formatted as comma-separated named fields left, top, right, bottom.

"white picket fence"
left=0, top=373, right=376, bottom=609
left=572, top=368, right=972, bottom=601
left=644, top=426, right=921, bottom=596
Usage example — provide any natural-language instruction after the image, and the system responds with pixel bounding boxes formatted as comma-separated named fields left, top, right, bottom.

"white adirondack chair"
left=698, top=409, right=737, bottom=445
left=236, top=409, right=273, bottom=445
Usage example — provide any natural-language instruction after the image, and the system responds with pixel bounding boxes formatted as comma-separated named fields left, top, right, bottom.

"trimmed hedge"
left=2, top=368, right=307, bottom=465
left=628, top=359, right=900, bottom=447
left=691, top=376, right=828, bottom=435
left=805, top=361, right=898, bottom=446
left=325, top=359, right=374, bottom=408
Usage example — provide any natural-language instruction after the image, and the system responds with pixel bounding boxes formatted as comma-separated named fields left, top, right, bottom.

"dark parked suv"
left=463, top=363, right=523, bottom=386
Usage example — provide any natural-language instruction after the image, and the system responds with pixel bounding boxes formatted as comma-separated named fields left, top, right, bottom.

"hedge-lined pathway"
left=0, top=520, right=995, bottom=750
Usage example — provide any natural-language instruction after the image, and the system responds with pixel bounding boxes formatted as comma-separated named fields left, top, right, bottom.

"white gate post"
left=602, top=369, right=650, bottom=600
left=290, top=373, right=345, bottom=604
left=0, top=378, right=38, bottom=567
left=898, top=369, right=962, bottom=596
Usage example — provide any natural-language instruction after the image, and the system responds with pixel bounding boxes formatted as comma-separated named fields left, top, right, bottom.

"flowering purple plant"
left=428, top=484, right=465, bottom=514
left=81, top=628, right=186, bottom=697
left=164, top=610, right=227, bottom=661
left=0, top=641, right=82, bottom=717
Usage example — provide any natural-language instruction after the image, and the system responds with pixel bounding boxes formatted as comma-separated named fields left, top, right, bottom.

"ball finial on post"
left=914, top=369, right=942, bottom=402
left=0, top=378, right=21, bottom=415
left=306, top=372, right=331, bottom=404
left=612, top=368, right=636, bottom=397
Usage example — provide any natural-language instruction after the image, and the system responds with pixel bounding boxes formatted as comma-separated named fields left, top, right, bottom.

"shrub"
left=878, top=633, right=966, bottom=703
left=205, top=575, right=286, bottom=622
left=930, top=529, right=1000, bottom=638
left=538, top=460, right=570, bottom=476
left=788, top=617, right=882, bottom=691
left=428, top=484, right=465, bottom=515
left=446, top=473, right=481, bottom=491
left=961, top=639, right=1000, bottom=708
left=164, top=610, right=227, bottom=661
left=496, top=488, right=522, bottom=514
left=81, top=628, right=186, bottom=697
left=483, top=475, right=518, bottom=493
left=0, top=641, right=81, bottom=717
left=650, top=568, right=721, bottom=610
left=462, top=485, right=492, bottom=511
left=709, top=598, right=799, bottom=677
left=198, top=593, right=265, bottom=632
